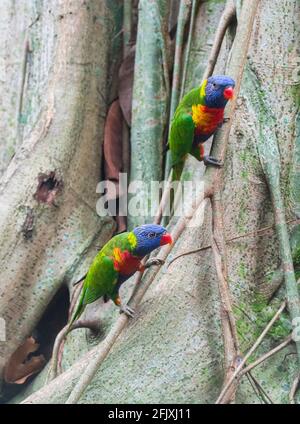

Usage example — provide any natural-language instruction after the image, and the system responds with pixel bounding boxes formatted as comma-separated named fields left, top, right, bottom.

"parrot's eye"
left=212, top=83, right=217, bottom=88
left=147, top=232, right=156, bottom=239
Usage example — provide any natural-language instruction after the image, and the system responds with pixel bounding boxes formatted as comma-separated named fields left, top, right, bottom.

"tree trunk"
left=0, top=0, right=122, bottom=395
left=1, top=0, right=300, bottom=404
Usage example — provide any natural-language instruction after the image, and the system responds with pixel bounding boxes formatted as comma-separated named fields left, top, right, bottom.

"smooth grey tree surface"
left=0, top=0, right=299, bottom=404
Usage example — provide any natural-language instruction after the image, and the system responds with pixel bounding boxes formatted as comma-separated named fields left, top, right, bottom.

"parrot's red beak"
left=224, top=86, right=234, bottom=100
left=160, top=232, right=173, bottom=246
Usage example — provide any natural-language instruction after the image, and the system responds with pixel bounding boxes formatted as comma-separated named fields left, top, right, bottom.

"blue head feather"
left=205, top=75, right=235, bottom=108
left=132, top=224, right=169, bottom=257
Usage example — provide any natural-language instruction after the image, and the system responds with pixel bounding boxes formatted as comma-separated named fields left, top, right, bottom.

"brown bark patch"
left=34, top=171, right=63, bottom=205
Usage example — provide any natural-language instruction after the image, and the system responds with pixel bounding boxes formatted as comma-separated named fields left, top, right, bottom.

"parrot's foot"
left=203, top=155, right=223, bottom=167
left=119, top=304, right=135, bottom=318
left=144, top=258, right=165, bottom=269
left=223, top=117, right=230, bottom=123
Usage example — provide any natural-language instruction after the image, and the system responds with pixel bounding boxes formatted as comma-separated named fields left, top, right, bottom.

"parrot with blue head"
left=169, top=75, right=235, bottom=181
left=69, top=224, right=172, bottom=325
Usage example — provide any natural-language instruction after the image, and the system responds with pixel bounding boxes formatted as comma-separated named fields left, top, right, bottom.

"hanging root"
left=289, top=374, right=300, bottom=404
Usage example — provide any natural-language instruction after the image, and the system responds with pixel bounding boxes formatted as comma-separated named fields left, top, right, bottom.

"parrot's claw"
left=144, top=258, right=165, bottom=269
left=203, top=155, right=223, bottom=168
left=119, top=304, right=135, bottom=318
left=223, top=117, right=230, bottom=123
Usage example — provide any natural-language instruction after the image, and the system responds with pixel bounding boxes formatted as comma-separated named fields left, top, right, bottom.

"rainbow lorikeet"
left=169, top=75, right=235, bottom=180
left=69, top=224, right=172, bottom=325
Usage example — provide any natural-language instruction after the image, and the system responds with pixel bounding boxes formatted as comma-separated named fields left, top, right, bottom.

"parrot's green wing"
left=169, top=112, right=195, bottom=168
left=169, top=86, right=205, bottom=181
left=69, top=254, right=118, bottom=326
left=169, top=112, right=195, bottom=181
left=83, top=255, right=118, bottom=304
left=80, top=232, right=134, bottom=306
left=68, top=232, right=135, bottom=328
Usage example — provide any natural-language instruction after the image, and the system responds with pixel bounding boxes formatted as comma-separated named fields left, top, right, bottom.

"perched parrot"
left=69, top=224, right=172, bottom=326
left=169, top=75, right=235, bottom=180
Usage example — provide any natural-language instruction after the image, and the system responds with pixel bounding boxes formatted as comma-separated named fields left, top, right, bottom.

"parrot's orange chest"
left=112, top=248, right=141, bottom=275
left=192, top=104, right=224, bottom=135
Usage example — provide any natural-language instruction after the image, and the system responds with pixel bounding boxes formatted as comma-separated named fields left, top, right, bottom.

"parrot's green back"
left=69, top=232, right=136, bottom=327
left=169, top=86, right=205, bottom=176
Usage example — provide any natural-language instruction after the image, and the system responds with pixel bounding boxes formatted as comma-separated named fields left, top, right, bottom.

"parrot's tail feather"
left=172, top=162, right=184, bottom=182
left=67, top=285, right=86, bottom=332
left=170, top=161, right=184, bottom=213
left=72, top=273, right=87, bottom=286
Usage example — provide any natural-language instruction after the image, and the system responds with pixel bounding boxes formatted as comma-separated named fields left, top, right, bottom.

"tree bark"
left=0, top=0, right=120, bottom=392
left=1, top=0, right=300, bottom=405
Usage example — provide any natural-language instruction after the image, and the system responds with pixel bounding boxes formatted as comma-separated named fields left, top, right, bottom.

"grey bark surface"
left=0, top=0, right=122, bottom=395
left=2, top=0, right=300, bottom=404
